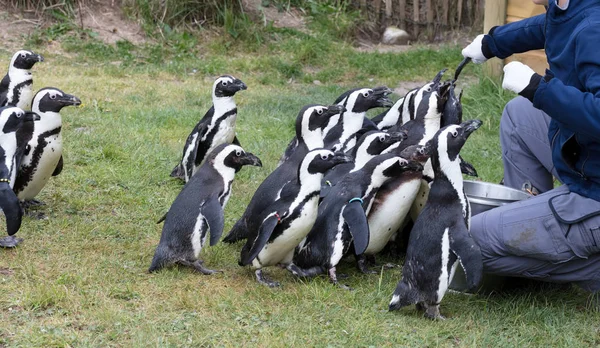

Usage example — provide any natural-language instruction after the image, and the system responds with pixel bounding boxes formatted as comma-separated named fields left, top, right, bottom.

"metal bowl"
left=464, top=180, right=532, bottom=216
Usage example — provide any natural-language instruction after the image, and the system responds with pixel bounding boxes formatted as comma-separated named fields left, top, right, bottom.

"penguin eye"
left=451, top=130, right=459, bottom=138
left=363, top=91, right=370, bottom=98
left=425, top=86, right=432, bottom=93
left=20, top=53, right=26, bottom=58
left=378, top=135, right=386, bottom=142
left=50, top=94, right=57, bottom=100
left=222, top=81, right=228, bottom=86
left=316, top=108, right=324, bottom=115
left=399, top=159, right=408, bottom=166
left=235, top=150, right=242, bottom=156
left=321, top=154, right=329, bottom=160
left=15, top=112, right=22, bottom=118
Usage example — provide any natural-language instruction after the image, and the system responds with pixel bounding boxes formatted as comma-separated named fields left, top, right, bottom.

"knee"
left=501, top=97, right=534, bottom=131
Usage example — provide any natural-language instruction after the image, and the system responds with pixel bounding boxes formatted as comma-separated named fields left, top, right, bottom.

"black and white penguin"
left=363, top=144, right=431, bottom=265
left=320, top=129, right=407, bottom=198
left=323, top=86, right=393, bottom=152
left=0, top=106, right=39, bottom=248
left=171, top=75, right=247, bottom=182
left=0, top=50, right=44, bottom=110
left=291, top=153, right=422, bottom=287
left=149, top=144, right=262, bottom=273
left=238, top=149, right=351, bottom=287
left=389, top=120, right=483, bottom=320
left=13, top=88, right=81, bottom=208
left=223, top=104, right=344, bottom=244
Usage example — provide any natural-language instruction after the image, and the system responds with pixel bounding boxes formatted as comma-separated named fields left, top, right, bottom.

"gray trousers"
left=470, top=97, right=600, bottom=292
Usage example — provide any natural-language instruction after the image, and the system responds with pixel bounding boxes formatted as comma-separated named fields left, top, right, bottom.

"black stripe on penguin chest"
left=194, top=108, right=237, bottom=166
left=269, top=191, right=319, bottom=242
left=8, top=80, right=32, bottom=105
left=13, top=127, right=61, bottom=192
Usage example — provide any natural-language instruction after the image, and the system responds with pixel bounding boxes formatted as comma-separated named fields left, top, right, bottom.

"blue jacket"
left=485, top=0, right=600, bottom=201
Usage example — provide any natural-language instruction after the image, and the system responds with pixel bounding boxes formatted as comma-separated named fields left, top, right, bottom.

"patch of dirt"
left=0, top=11, right=41, bottom=52
left=77, top=0, right=146, bottom=45
left=241, top=0, right=306, bottom=30
left=0, top=267, right=14, bottom=276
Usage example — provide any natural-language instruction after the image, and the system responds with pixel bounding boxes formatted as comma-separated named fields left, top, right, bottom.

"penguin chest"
left=409, top=179, right=430, bottom=221
left=15, top=84, right=33, bottom=110
left=256, top=198, right=319, bottom=267
left=366, top=179, right=421, bottom=254
left=18, top=132, right=63, bottom=200
left=210, top=114, right=237, bottom=146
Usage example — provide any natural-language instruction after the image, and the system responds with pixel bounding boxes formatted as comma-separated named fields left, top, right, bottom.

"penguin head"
left=32, top=88, right=81, bottom=114
left=432, top=119, right=482, bottom=164
left=414, top=68, right=449, bottom=118
left=365, top=154, right=423, bottom=187
left=344, top=86, right=393, bottom=114
left=303, top=149, right=352, bottom=175
left=296, top=104, right=345, bottom=140
left=10, top=50, right=44, bottom=70
left=399, top=144, right=433, bottom=164
left=213, top=75, right=247, bottom=98
left=355, top=130, right=407, bottom=159
left=210, top=144, right=262, bottom=174
left=0, top=107, right=39, bottom=134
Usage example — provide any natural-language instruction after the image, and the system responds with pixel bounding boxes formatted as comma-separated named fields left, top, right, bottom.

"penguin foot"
left=423, top=304, right=445, bottom=320
left=0, top=236, right=23, bottom=248
left=179, top=260, right=221, bottom=275
left=328, top=267, right=353, bottom=291
left=255, top=269, right=280, bottom=288
left=356, top=257, right=378, bottom=274
left=382, top=263, right=398, bottom=269
left=26, top=211, right=47, bottom=220
left=286, top=264, right=323, bottom=278
left=25, top=199, right=45, bottom=207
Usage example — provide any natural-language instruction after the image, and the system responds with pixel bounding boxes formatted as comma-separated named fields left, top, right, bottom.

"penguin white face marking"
left=436, top=126, right=467, bottom=218
left=352, top=132, right=388, bottom=172
left=377, top=97, right=403, bottom=130
left=213, top=145, right=242, bottom=199
left=301, top=106, right=326, bottom=150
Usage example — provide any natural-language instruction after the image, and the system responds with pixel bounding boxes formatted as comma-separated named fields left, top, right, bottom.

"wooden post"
left=426, top=0, right=433, bottom=39
left=399, top=0, right=406, bottom=29
left=374, top=0, right=382, bottom=25
left=386, top=0, right=393, bottom=19
left=483, top=0, right=507, bottom=78
left=413, top=0, right=420, bottom=39
left=457, top=0, right=463, bottom=27
left=442, top=0, right=449, bottom=26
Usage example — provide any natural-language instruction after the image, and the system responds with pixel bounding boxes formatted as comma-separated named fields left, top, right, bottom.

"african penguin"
left=363, top=144, right=431, bottom=265
left=0, top=106, right=39, bottom=248
left=149, top=144, right=262, bottom=273
left=222, top=104, right=344, bottom=244
left=238, top=149, right=351, bottom=287
left=13, top=88, right=81, bottom=208
left=320, top=129, right=407, bottom=199
left=389, top=120, right=483, bottom=320
left=0, top=50, right=44, bottom=110
left=291, top=153, right=421, bottom=288
left=171, top=75, right=247, bottom=183
left=323, top=86, right=393, bottom=153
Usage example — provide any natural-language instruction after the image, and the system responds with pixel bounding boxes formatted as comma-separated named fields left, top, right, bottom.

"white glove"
left=502, top=61, right=542, bottom=101
left=461, top=34, right=489, bottom=64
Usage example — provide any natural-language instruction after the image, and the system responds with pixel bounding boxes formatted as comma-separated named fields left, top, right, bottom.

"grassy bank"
left=0, top=29, right=598, bottom=347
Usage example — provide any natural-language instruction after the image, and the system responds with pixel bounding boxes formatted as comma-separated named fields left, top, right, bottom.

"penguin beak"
left=432, top=68, right=448, bottom=85
left=325, top=104, right=345, bottom=116
left=331, top=153, right=352, bottom=166
left=234, top=79, right=247, bottom=92
left=0, top=185, right=23, bottom=236
left=36, top=54, right=44, bottom=62
left=372, top=86, right=394, bottom=108
left=461, top=119, right=483, bottom=137
left=405, top=160, right=424, bottom=172
left=240, top=152, right=262, bottom=167
left=60, top=94, right=82, bottom=107
left=389, top=130, right=408, bottom=142
left=24, top=111, right=40, bottom=122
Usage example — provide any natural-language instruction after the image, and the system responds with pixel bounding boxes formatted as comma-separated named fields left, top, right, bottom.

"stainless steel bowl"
left=464, top=180, right=532, bottom=216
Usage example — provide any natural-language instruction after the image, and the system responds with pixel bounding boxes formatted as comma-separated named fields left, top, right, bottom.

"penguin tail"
left=170, top=164, right=184, bottom=179
left=222, top=219, right=248, bottom=244
left=148, top=246, right=172, bottom=273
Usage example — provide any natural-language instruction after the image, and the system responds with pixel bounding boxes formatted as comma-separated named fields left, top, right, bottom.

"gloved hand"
left=461, top=34, right=494, bottom=64
left=502, top=61, right=543, bottom=102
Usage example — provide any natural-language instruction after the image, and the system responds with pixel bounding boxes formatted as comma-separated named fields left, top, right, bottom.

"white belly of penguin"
left=200, top=115, right=237, bottom=169
left=18, top=133, right=63, bottom=200
left=16, top=85, right=33, bottom=110
left=255, top=197, right=319, bottom=267
left=365, top=179, right=421, bottom=254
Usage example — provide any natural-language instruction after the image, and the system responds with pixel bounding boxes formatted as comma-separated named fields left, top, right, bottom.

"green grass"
left=0, top=32, right=599, bottom=347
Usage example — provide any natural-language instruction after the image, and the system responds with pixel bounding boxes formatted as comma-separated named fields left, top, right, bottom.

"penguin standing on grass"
left=171, top=75, right=247, bottom=182
left=13, top=88, right=81, bottom=212
left=238, top=149, right=351, bottom=287
left=0, top=107, right=39, bottom=248
left=150, top=144, right=262, bottom=273
left=389, top=120, right=483, bottom=320
left=0, top=50, right=44, bottom=110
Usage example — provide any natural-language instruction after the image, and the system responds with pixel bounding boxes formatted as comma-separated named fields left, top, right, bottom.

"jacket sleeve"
left=533, top=25, right=600, bottom=141
left=485, top=14, right=546, bottom=59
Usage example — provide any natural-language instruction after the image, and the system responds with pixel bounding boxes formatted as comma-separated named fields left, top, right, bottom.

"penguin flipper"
left=202, top=197, right=225, bottom=246
left=52, top=155, right=64, bottom=176
left=449, top=225, right=483, bottom=292
left=0, top=186, right=23, bottom=236
left=240, top=213, right=279, bottom=266
left=342, top=201, right=370, bottom=255
left=233, top=136, right=241, bottom=146
left=459, top=155, right=478, bottom=177
left=0, top=74, right=8, bottom=106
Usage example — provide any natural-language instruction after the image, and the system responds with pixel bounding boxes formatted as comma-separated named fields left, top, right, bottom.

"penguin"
left=149, top=144, right=262, bottom=273
left=388, top=120, right=483, bottom=320
left=0, top=106, right=39, bottom=248
left=323, top=86, right=393, bottom=152
left=171, top=75, right=247, bottom=182
left=320, top=129, right=407, bottom=199
left=291, top=153, right=422, bottom=288
left=238, top=149, right=351, bottom=287
left=222, top=104, right=344, bottom=244
left=13, top=88, right=81, bottom=209
left=362, top=144, right=431, bottom=269
left=0, top=50, right=44, bottom=110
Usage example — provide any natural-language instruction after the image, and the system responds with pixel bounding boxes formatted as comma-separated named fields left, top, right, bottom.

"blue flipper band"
left=348, top=197, right=363, bottom=204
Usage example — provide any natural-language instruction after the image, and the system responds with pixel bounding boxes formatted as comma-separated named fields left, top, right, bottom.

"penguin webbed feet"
left=355, top=254, right=378, bottom=274
left=179, top=259, right=222, bottom=275
left=0, top=235, right=23, bottom=248
left=328, top=267, right=353, bottom=291
left=422, top=303, right=446, bottom=321
left=20, top=200, right=48, bottom=220
left=286, top=264, right=323, bottom=278
left=255, top=269, right=280, bottom=288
